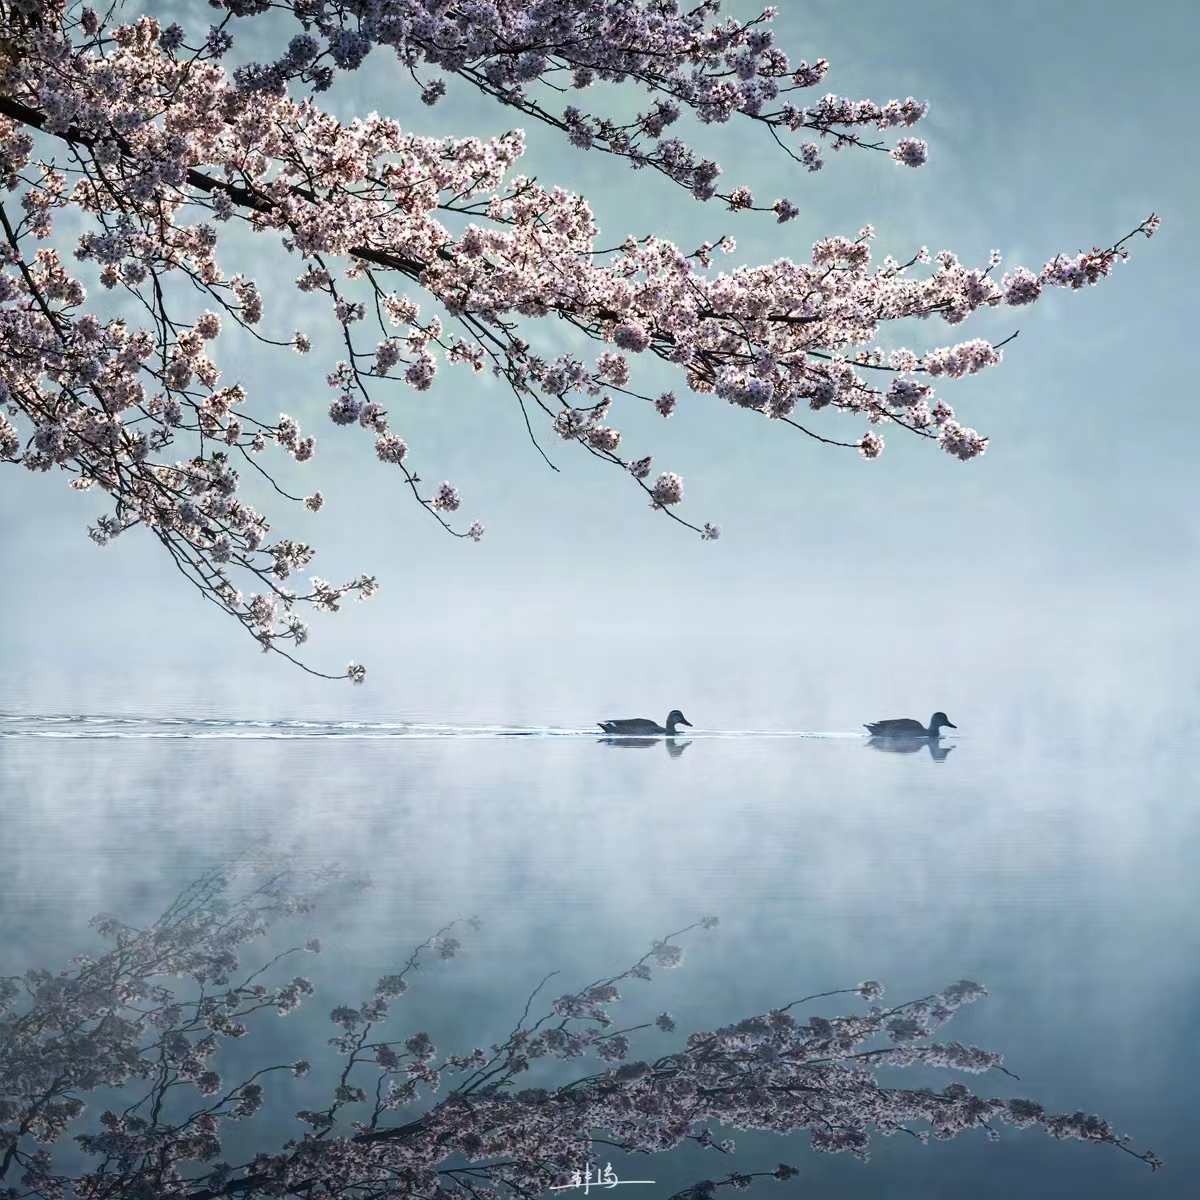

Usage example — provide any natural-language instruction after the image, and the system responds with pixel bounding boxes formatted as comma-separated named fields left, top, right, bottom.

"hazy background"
left=0, top=0, right=1195, bottom=730
left=2, top=4, right=1199, bottom=1193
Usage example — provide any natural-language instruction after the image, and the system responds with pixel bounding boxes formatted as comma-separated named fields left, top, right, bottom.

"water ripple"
left=0, top=713, right=863, bottom=740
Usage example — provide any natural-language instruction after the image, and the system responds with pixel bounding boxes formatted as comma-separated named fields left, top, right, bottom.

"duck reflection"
left=598, top=736, right=692, bottom=758
left=865, top=735, right=954, bottom=763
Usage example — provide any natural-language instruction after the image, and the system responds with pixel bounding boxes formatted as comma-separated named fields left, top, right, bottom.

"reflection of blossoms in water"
left=0, top=869, right=1161, bottom=1200
left=652, top=940, right=684, bottom=968
left=430, top=935, right=461, bottom=958
left=596, top=1034, right=631, bottom=1062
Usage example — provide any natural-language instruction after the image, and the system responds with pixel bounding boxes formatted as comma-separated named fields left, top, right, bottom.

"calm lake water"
left=1, top=706, right=1195, bottom=1197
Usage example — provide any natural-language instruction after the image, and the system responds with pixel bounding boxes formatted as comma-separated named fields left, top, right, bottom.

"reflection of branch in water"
left=0, top=872, right=1162, bottom=1200
left=866, top=735, right=954, bottom=763
left=598, top=736, right=692, bottom=758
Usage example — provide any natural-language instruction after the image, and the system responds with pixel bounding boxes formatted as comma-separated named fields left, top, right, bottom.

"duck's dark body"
left=598, top=719, right=667, bottom=735
left=864, top=718, right=929, bottom=737
left=597, top=709, right=692, bottom=736
left=863, top=712, right=956, bottom=738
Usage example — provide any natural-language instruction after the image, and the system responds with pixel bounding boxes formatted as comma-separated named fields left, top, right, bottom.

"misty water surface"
left=1, top=684, right=1197, bottom=1199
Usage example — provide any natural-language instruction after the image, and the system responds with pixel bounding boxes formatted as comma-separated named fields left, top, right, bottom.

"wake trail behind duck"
left=0, top=714, right=864, bottom=741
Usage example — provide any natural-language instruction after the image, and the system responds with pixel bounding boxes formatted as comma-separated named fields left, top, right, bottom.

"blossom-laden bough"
left=0, top=868, right=1162, bottom=1200
left=0, top=1, right=1159, bottom=678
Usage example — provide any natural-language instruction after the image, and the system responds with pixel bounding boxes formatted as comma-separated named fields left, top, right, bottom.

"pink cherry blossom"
left=650, top=471, right=685, bottom=508
left=859, top=431, right=884, bottom=459
left=0, top=2, right=1158, bottom=677
left=430, top=482, right=461, bottom=513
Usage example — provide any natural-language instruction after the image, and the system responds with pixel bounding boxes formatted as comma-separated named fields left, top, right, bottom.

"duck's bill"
left=945, top=722, right=957, bottom=729
left=680, top=718, right=693, bottom=727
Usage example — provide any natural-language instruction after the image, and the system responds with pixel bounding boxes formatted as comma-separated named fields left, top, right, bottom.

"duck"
left=863, top=712, right=956, bottom=738
left=598, top=709, right=692, bottom=736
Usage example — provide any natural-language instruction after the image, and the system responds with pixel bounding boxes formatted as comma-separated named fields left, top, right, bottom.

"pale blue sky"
left=0, top=0, right=1195, bottom=728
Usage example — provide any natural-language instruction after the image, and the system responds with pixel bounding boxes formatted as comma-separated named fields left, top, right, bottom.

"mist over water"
left=2, top=623, right=1197, bottom=1195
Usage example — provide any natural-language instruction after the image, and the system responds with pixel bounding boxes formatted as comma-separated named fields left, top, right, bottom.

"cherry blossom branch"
left=0, top=5, right=1161, bottom=678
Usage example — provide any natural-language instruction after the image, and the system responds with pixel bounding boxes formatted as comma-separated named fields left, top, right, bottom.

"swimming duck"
left=598, top=709, right=692, bottom=736
left=863, top=712, right=956, bottom=738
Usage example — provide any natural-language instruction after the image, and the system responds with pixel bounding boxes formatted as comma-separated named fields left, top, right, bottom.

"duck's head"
left=667, top=709, right=692, bottom=728
left=931, top=711, right=956, bottom=731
